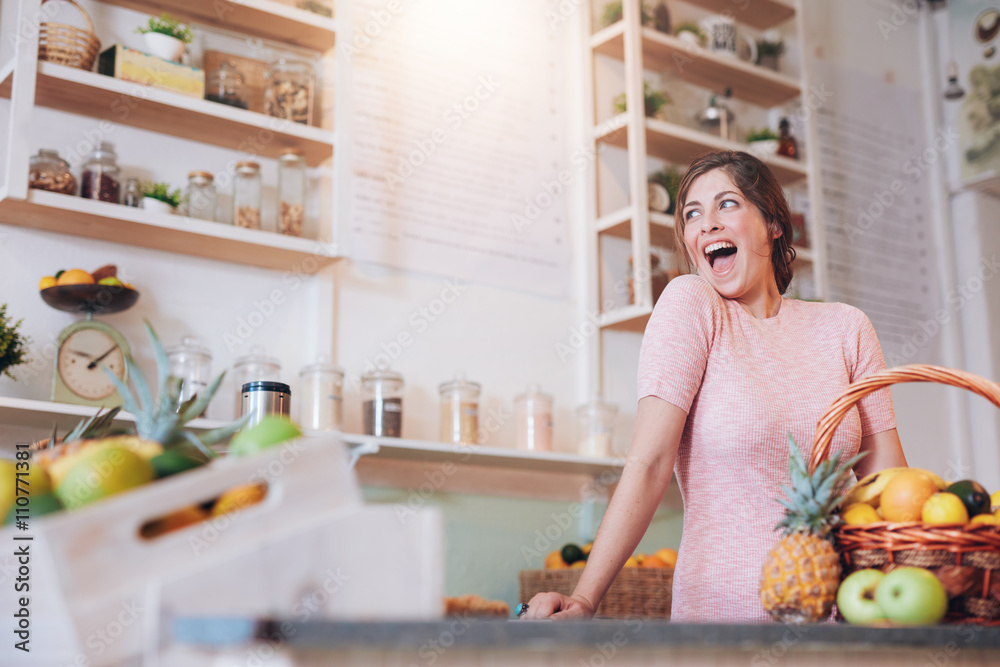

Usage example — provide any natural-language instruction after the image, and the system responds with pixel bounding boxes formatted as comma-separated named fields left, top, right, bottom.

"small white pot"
left=143, top=32, right=186, bottom=62
left=142, top=196, right=175, bottom=214
left=747, top=139, right=779, bottom=159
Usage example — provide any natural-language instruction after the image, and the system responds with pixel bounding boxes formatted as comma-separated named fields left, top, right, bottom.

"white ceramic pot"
left=143, top=32, right=186, bottom=62
left=747, top=139, right=779, bottom=159
left=142, top=196, right=175, bottom=214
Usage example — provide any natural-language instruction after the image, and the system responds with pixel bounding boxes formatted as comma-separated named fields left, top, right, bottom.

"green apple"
left=875, top=567, right=948, bottom=626
left=98, top=277, right=123, bottom=287
left=837, top=569, right=887, bottom=625
left=228, top=416, right=302, bottom=458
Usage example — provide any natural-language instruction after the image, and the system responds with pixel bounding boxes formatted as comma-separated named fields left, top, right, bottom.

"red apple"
left=837, top=569, right=887, bottom=625
left=875, top=567, right=948, bottom=625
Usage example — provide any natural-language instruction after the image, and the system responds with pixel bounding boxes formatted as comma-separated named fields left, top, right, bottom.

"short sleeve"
left=637, top=275, right=721, bottom=413
left=843, top=305, right=897, bottom=436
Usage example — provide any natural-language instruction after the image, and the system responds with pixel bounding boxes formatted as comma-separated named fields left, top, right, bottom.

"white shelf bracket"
left=347, top=440, right=381, bottom=469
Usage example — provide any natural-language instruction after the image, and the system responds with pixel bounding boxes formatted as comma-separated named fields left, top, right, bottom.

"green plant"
left=614, top=81, right=671, bottom=118
left=648, top=165, right=682, bottom=214
left=0, top=305, right=29, bottom=381
left=674, top=21, right=706, bottom=46
left=756, top=38, right=786, bottom=58
left=141, top=181, right=183, bottom=208
left=600, top=1, right=654, bottom=28
left=746, top=126, right=779, bottom=143
left=136, top=14, right=194, bottom=44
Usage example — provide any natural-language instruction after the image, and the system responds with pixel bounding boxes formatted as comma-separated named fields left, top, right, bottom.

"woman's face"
left=681, top=168, right=778, bottom=301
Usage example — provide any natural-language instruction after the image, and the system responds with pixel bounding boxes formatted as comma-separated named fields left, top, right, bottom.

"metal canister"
left=241, top=381, right=291, bottom=428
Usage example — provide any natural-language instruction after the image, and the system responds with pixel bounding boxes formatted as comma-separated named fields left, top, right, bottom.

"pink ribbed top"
left=637, top=275, right=896, bottom=622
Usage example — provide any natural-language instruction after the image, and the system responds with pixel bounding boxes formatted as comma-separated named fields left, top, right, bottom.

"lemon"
left=969, top=514, right=997, bottom=527
left=623, top=555, right=640, bottom=568
left=38, top=276, right=57, bottom=290
left=55, top=446, right=154, bottom=509
left=98, top=277, right=123, bottom=287
left=991, top=490, right=1000, bottom=512
left=842, top=502, right=882, bottom=525
left=921, top=492, right=969, bottom=525
left=0, top=460, right=16, bottom=519
left=570, top=560, right=586, bottom=569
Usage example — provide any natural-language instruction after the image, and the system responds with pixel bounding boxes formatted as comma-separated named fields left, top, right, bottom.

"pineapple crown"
left=774, top=434, right=867, bottom=539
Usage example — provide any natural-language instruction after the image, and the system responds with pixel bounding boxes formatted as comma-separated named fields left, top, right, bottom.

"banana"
left=840, top=467, right=947, bottom=508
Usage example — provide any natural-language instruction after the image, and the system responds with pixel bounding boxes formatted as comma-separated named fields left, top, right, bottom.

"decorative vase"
left=747, top=139, right=779, bottom=159
left=143, top=32, right=186, bottom=62
left=142, top=196, right=175, bottom=214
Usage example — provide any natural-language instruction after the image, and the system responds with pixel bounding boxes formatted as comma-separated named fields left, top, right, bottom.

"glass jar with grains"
left=277, top=149, right=306, bottom=236
left=28, top=149, right=77, bottom=195
left=232, top=161, right=261, bottom=229
left=361, top=369, right=404, bottom=438
left=439, top=375, right=481, bottom=446
left=80, top=142, right=121, bottom=203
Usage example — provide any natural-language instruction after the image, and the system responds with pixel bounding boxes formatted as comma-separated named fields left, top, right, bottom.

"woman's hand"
left=523, top=592, right=596, bottom=620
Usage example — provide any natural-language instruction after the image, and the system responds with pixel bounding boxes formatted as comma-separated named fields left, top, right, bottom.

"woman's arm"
left=524, top=396, right=686, bottom=619
left=852, top=428, right=907, bottom=479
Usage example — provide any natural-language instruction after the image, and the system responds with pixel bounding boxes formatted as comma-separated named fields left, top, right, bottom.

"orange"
left=39, top=276, right=57, bottom=290
left=623, top=556, right=640, bottom=568
left=56, top=269, right=94, bottom=286
left=880, top=469, right=941, bottom=522
left=211, top=483, right=267, bottom=516
left=142, top=505, right=208, bottom=538
left=570, top=560, right=586, bottom=569
left=842, top=503, right=882, bottom=525
left=544, top=550, right=567, bottom=569
left=654, top=547, right=678, bottom=568
left=641, top=555, right=668, bottom=568
left=581, top=541, right=594, bottom=556
left=921, top=493, right=968, bottom=525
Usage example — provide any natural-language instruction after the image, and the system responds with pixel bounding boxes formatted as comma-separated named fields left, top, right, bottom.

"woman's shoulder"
left=647, top=274, right=725, bottom=333
left=658, top=274, right=722, bottom=305
left=792, top=298, right=872, bottom=331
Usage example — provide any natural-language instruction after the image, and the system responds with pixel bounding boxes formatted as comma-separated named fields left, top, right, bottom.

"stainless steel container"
left=241, top=380, right=291, bottom=428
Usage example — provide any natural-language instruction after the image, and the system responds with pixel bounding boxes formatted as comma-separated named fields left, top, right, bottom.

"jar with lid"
left=241, top=381, right=291, bottom=428
left=206, top=61, right=248, bottom=109
left=298, top=356, right=344, bottom=432
left=28, top=148, right=76, bottom=195
left=80, top=142, right=121, bottom=203
left=265, top=59, right=314, bottom=125
left=232, top=161, right=261, bottom=229
left=166, top=336, right=213, bottom=414
left=361, top=369, right=403, bottom=438
left=277, top=149, right=306, bottom=236
left=575, top=399, right=618, bottom=458
left=123, top=178, right=142, bottom=207
left=186, top=171, right=217, bottom=221
left=232, top=346, right=281, bottom=415
left=514, top=383, right=553, bottom=452
left=439, top=374, right=480, bottom=446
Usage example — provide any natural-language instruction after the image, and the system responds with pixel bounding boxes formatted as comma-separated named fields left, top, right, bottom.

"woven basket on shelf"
left=203, top=50, right=268, bottom=113
left=38, top=0, right=101, bottom=71
left=519, top=567, right=673, bottom=619
left=808, top=364, right=1000, bottom=623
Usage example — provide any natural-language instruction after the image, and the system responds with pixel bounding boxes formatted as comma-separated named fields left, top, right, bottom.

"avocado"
left=947, top=480, right=992, bottom=517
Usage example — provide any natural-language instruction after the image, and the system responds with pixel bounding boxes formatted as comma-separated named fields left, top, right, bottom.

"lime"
left=561, top=543, right=585, bottom=565
left=150, top=450, right=205, bottom=479
left=55, top=446, right=154, bottom=509
left=946, top=480, right=992, bottom=517
left=3, top=492, right=63, bottom=525
left=98, top=277, right=123, bottom=287
left=228, top=416, right=302, bottom=458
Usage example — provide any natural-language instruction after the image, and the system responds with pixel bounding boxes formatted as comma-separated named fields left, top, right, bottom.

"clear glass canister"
left=206, top=60, right=248, bottom=109
left=575, top=399, right=618, bottom=457
left=232, top=346, right=281, bottom=415
left=361, top=369, right=404, bottom=438
left=265, top=59, right=314, bottom=125
left=277, top=149, right=306, bottom=237
left=166, top=336, right=213, bottom=414
left=439, top=375, right=480, bottom=445
left=28, top=148, right=76, bottom=195
left=514, top=383, right=553, bottom=452
left=186, top=171, right=217, bottom=221
left=123, top=178, right=142, bottom=207
left=298, top=357, right=344, bottom=432
left=232, top=161, right=261, bottom=229
left=80, top=141, right=121, bottom=203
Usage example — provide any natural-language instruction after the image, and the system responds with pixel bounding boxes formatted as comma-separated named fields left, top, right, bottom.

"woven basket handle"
left=41, top=0, right=96, bottom=33
left=807, top=364, right=1000, bottom=474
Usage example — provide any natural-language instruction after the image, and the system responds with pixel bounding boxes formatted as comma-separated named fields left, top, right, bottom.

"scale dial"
left=55, top=324, right=128, bottom=403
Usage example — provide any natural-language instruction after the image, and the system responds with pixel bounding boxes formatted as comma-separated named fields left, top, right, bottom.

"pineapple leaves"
left=102, top=362, right=144, bottom=420
left=199, top=413, right=251, bottom=446
left=180, top=370, right=227, bottom=424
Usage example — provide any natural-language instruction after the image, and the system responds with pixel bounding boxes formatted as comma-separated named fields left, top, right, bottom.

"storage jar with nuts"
left=28, top=149, right=77, bottom=195
left=232, top=161, right=261, bottom=229
left=265, top=59, right=314, bottom=125
left=277, top=149, right=306, bottom=236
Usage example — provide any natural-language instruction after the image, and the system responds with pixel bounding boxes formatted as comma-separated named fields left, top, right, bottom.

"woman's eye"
left=720, top=199, right=738, bottom=209
left=684, top=209, right=700, bottom=220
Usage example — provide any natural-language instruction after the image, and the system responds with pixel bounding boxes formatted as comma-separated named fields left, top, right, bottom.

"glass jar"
left=361, top=369, right=404, bottom=438
left=80, top=142, right=121, bottom=203
left=123, top=178, right=142, bottom=207
left=265, top=59, right=314, bottom=125
left=186, top=171, right=217, bottom=221
left=232, top=161, right=261, bottom=229
left=166, top=336, right=213, bottom=414
left=232, top=346, right=281, bottom=415
left=575, top=399, right=618, bottom=458
left=439, top=375, right=480, bottom=446
left=28, top=148, right=76, bottom=195
left=514, top=383, right=553, bottom=452
left=206, top=61, right=248, bottom=110
left=277, top=149, right=306, bottom=237
left=298, top=356, right=344, bottom=432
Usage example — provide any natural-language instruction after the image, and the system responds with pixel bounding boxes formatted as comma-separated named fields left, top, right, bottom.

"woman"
left=525, top=151, right=907, bottom=622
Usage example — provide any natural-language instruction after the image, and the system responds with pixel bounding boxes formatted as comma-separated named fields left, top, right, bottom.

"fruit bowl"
left=40, top=285, right=140, bottom=314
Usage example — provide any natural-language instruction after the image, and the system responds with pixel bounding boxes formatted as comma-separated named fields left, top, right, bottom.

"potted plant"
left=141, top=181, right=183, bottom=214
left=674, top=21, right=706, bottom=47
left=614, top=81, right=671, bottom=119
left=648, top=165, right=682, bottom=215
left=756, top=38, right=785, bottom=71
left=136, top=14, right=193, bottom=63
left=600, top=1, right=655, bottom=29
left=0, top=304, right=30, bottom=381
left=745, top=127, right=780, bottom=158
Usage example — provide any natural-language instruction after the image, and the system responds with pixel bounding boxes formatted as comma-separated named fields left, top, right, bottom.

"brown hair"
left=673, top=150, right=796, bottom=294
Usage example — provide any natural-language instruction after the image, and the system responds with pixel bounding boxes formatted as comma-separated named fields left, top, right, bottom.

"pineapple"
left=759, top=435, right=866, bottom=623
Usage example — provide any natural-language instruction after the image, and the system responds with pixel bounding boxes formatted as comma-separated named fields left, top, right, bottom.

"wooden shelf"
left=592, top=27, right=801, bottom=108
left=0, top=63, right=335, bottom=167
left=597, top=207, right=675, bottom=247
left=595, top=115, right=808, bottom=186
left=682, top=0, right=795, bottom=31
left=599, top=303, right=652, bottom=332
left=0, top=189, right=341, bottom=271
left=100, top=0, right=337, bottom=52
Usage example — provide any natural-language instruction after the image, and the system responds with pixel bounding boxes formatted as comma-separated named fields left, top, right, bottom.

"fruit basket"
left=809, top=364, right=1000, bottom=623
left=519, top=567, right=673, bottom=619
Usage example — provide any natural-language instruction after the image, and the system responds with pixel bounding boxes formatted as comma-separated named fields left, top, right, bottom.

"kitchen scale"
left=40, top=284, right=140, bottom=408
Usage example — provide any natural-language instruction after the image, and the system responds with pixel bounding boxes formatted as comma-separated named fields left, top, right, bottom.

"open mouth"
left=705, top=241, right=737, bottom=272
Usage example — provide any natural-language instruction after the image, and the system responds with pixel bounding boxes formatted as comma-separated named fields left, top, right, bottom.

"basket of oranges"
left=519, top=543, right=676, bottom=619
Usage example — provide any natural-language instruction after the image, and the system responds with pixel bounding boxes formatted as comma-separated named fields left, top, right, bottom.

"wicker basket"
left=808, top=364, right=1000, bottom=622
left=38, top=0, right=101, bottom=71
left=519, top=568, right=673, bottom=619
left=203, top=50, right=268, bottom=113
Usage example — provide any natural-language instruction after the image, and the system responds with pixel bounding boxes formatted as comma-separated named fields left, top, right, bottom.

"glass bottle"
left=166, top=336, right=213, bottom=414
left=277, top=149, right=306, bottom=236
left=777, top=118, right=798, bottom=160
left=205, top=61, right=248, bottom=109
left=80, top=142, right=121, bottom=204
left=575, top=399, right=618, bottom=458
left=439, top=374, right=480, bottom=446
left=123, top=178, right=142, bottom=207
left=28, top=148, right=77, bottom=195
left=265, top=59, right=314, bottom=125
left=232, top=346, right=281, bottom=415
left=232, top=161, right=261, bottom=229
left=186, top=171, right=217, bottom=221
left=514, top=383, right=553, bottom=452
left=361, top=369, right=404, bottom=438
left=298, top=356, right=344, bottom=433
